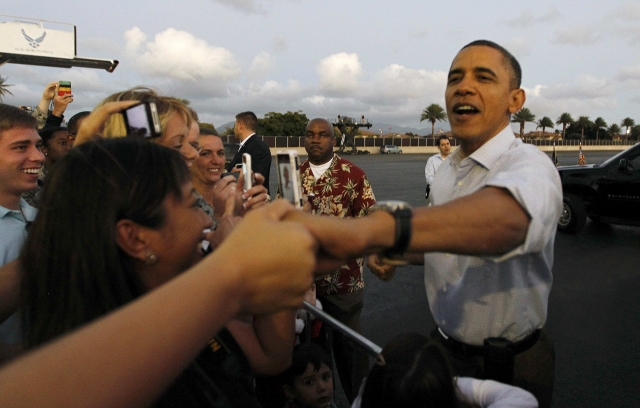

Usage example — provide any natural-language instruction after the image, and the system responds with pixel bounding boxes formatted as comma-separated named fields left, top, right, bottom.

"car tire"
left=399, top=150, right=402, bottom=154
left=558, top=193, right=587, bottom=234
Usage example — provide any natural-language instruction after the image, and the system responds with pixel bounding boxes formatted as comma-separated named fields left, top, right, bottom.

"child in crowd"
left=352, top=333, right=538, bottom=408
left=280, top=343, right=335, bottom=408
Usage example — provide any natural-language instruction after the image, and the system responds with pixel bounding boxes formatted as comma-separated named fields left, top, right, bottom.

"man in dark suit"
left=227, top=111, right=272, bottom=195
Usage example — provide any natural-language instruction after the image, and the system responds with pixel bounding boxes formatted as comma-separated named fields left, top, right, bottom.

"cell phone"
left=242, top=153, right=253, bottom=192
left=276, top=150, right=303, bottom=209
left=58, top=81, right=71, bottom=97
left=122, top=101, right=162, bottom=139
left=234, top=163, right=243, bottom=169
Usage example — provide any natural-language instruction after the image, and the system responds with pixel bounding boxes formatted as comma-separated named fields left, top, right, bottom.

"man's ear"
left=282, top=384, right=296, bottom=401
left=114, top=219, right=148, bottom=261
left=508, top=88, right=526, bottom=114
left=41, top=145, right=48, bottom=156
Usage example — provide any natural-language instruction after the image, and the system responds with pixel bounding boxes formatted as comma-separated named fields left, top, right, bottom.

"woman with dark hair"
left=354, top=333, right=538, bottom=408
left=19, top=135, right=296, bottom=407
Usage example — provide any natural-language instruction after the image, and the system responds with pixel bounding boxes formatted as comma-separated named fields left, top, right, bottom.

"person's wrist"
left=363, top=211, right=396, bottom=251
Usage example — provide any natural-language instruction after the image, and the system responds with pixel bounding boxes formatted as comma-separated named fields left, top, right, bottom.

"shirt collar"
left=451, top=126, right=516, bottom=170
left=238, top=133, right=256, bottom=148
left=0, top=198, right=37, bottom=221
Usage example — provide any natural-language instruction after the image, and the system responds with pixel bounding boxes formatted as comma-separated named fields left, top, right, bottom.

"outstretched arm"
left=0, top=201, right=316, bottom=408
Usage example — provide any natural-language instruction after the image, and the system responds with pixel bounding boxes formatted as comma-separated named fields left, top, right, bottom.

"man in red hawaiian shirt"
left=301, top=118, right=376, bottom=403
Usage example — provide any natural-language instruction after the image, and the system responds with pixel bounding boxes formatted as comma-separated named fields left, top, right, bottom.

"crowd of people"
left=0, top=39, right=562, bottom=408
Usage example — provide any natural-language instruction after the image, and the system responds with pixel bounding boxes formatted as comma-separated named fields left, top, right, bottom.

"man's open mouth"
left=453, top=104, right=480, bottom=115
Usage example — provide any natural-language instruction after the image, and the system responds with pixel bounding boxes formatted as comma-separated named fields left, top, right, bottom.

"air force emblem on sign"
left=21, top=29, right=47, bottom=48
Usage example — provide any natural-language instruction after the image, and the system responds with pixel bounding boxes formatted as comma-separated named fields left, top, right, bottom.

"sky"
left=1, top=0, right=640, bottom=133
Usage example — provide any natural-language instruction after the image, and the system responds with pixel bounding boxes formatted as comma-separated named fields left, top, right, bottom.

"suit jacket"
left=227, top=134, right=272, bottom=195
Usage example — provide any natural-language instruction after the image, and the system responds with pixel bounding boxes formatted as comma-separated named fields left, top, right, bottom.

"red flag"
left=578, top=143, right=586, bottom=165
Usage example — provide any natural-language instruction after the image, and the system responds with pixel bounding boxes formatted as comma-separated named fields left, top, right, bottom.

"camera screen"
left=124, top=104, right=151, bottom=138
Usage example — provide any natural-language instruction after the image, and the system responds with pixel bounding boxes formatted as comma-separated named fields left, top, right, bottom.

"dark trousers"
left=430, top=328, right=555, bottom=408
left=317, top=290, right=368, bottom=404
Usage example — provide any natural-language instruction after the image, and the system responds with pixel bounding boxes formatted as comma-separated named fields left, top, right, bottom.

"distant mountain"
left=215, top=121, right=235, bottom=133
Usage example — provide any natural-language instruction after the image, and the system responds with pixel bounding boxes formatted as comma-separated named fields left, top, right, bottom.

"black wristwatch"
left=373, top=200, right=412, bottom=264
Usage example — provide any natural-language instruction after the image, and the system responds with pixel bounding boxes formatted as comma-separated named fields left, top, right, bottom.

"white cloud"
left=366, top=64, right=446, bottom=106
left=617, top=65, right=640, bottom=82
left=522, top=79, right=621, bottom=125
left=210, top=0, right=302, bottom=14
left=536, top=75, right=616, bottom=100
left=124, top=27, right=241, bottom=83
left=503, top=6, right=561, bottom=28
left=408, top=28, right=428, bottom=39
left=272, top=35, right=288, bottom=53
left=317, top=52, right=362, bottom=94
left=552, top=26, right=600, bottom=45
left=247, top=51, right=276, bottom=81
left=504, top=37, right=531, bottom=58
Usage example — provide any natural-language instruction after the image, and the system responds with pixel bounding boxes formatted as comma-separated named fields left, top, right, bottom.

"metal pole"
left=303, top=301, right=385, bottom=365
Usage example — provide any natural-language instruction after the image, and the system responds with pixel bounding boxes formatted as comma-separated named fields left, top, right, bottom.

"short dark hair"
left=306, top=118, right=336, bottom=139
left=236, top=111, right=258, bottom=132
left=199, top=126, right=219, bottom=136
left=67, top=111, right=91, bottom=135
left=0, top=103, right=38, bottom=135
left=360, top=333, right=458, bottom=408
left=436, top=135, right=449, bottom=146
left=38, top=126, right=68, bottom=148
left=461, top=40, right=522, bottom=90
left=21, top=138, right=189, bottom=348
left=280, top=343, right=332, bottom=387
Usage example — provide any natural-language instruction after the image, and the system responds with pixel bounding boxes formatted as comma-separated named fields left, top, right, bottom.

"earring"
left=144, top=252, right=158, bottom=265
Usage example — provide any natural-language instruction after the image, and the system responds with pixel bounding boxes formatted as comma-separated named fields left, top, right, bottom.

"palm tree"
left=621, top=118, right=635, bottom=138
left=593, top=117, right=607, bottom=141
left=535, top=116, right=554, bottom=138
left=556, top=113, right=574, bottom=140
left=608, top=123, right=621, bottom=139
left=511, top=107, right=536, bottom=139
left=420, top=103, right=448, bottom=137
left=0, top=75, right=14, bottom=102
left=575, top=116, right=593, bottom=142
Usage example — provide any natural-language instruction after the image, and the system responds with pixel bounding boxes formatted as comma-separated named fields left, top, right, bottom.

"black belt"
left=437, top=328, right=541, bottom=357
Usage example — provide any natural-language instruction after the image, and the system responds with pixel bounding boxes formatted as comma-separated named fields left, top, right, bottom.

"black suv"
left=557, top=143, right=640, bottom=233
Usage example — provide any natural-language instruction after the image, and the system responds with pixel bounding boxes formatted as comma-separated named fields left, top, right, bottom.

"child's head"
left=281, top=343, right=334, bottom=408
left=360, top=333, right=459, bottom=408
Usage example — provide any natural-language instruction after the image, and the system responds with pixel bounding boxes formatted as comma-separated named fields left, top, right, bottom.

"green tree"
left=257, top=111, right=309, bottom=136
left=575, top=116, right=593, bottom=142
left=593, top=117, right=607, bottom=141
left=608, top=123, right=621, bottom=139
left=511, top=107, right=536, bottom=139
left=535, top=116, right=554, bottom=137
left=419, top=103, right=448, bottom=137
left=556, top=113, right=574, bottom=140
left=621, top=117, right=636, bottom=137
left=0, top=75, right=14, bottom=102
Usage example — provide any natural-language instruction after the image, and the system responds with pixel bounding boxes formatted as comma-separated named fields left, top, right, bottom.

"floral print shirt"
left=300, top=154, right=376, bottom=296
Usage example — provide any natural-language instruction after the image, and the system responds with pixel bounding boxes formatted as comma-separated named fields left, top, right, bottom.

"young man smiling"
left=0, top=104, right=44, bottom=362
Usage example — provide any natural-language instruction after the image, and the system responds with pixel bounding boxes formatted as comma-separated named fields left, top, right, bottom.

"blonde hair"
left=95, top=87, right=193, bottom=139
